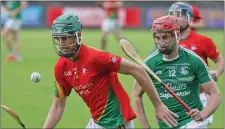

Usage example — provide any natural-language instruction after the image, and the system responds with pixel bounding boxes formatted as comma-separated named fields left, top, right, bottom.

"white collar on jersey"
left=163, top=54, right=180, bottom=62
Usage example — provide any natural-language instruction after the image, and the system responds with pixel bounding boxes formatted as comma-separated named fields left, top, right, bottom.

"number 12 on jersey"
left=169, top=70, right=176, bottom=77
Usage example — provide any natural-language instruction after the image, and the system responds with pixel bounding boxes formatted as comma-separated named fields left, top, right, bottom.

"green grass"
left=1, top=29, right=224, bottom=128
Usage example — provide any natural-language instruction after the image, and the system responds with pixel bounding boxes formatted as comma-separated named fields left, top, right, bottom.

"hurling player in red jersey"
left=99, top=0, right=123, bottom=51
left=42, top=14, right=179, bottom=129
left=169, top=2, right=224, bottom=124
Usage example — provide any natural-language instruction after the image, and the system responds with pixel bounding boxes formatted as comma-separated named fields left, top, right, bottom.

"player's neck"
left=180, top=27, right=191, bottom=40
left=69, top=55, right=79, bottom=62
left=163, top=47, right=179, bottom=60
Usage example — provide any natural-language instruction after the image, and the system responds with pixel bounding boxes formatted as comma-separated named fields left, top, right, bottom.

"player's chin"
left=160, top=48, right=168, bottom=52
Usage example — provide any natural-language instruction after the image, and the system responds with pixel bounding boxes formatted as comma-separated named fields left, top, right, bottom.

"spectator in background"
left=1, top=1, right=28, bottom=62
left=97, top=0, right=123, bottom=51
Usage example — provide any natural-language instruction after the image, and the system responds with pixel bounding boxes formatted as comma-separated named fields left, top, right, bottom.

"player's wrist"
left=201, top=111, right=208, bottom=121
left=153, top=101, right=163, bottom=108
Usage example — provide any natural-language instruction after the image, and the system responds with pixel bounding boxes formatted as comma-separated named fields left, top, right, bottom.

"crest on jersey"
left=191, top=45, right=197, bottom=50
left=179, top=66, right=189, bottom=75
left=111, top=56, right=117, bottom=63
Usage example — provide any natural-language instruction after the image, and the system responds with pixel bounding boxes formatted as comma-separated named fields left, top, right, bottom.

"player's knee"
left=12, top=34, right=18, bottom=41
left=101, top=36, right=107, bottom=43
left=1, top=30, right=8, bottom=38
left=1, top=33, right=9, bottom=41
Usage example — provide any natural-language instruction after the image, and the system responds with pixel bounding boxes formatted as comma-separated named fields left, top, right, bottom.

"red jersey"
left=54, top=44, right=136, bottom=128
left=179, top=30, right=219, bottom=66
left=179, top=31, right=219, bottom=92
left=104, top=0, right=120, bottom=19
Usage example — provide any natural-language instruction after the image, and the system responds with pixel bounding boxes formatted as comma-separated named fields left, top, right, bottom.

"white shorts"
left=180, top=119, right=210, bottom=128
left=4, top=18, right=22, bottom=31
left=200, top=92, right=213, bottom=124
left=101, top=19, right=121, bottom=32
left=86, top=118, right=134, bottom=128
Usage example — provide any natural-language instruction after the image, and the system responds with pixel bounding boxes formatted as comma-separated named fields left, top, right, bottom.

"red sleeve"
left=204, top=38, right=220, bottom=60
left=94, top=51, right=122, bottom=73
left=54, top=59, right=72, bottom=98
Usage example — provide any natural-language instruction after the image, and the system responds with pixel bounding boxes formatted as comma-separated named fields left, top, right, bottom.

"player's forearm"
left=132, top=92, right=151, bottom=128
left=43, top=105, right=64, bottom=129
left=133, top=66, right=162, bottom=108
left=215, top=56, right=224, bottom=77
left=202, top=92, right=221, bottom=120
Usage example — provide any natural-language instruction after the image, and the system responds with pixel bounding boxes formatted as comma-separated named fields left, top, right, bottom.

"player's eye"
left=163, top=35, right=168, bottom=40
left=154, top=36, right=160, bottom=41
left=61, top=37, right=67, bottom=40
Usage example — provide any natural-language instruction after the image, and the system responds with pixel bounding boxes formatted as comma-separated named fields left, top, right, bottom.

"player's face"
left=169, top=11, right=188, bottom=29
left=154, top=32, right=177, bottom=54
left=53, top=36, right=77, bottom=54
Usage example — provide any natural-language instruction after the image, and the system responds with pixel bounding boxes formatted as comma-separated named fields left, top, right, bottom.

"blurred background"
left=1, top=1, right=224, bottom=129
left=1, top=1, right=224, bottom=29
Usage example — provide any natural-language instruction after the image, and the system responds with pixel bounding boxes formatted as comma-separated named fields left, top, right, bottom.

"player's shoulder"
left=181, top=47, right=205, bottom=63
left=144, top=50, right=161, bottom=63
left=54, top=57, right=68, bottom=71
left=192, top=31, right=213, bottom=43
left=86, top=45, right=109, bottom=56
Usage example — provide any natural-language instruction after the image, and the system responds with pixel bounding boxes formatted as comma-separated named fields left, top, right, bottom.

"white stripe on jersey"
left=182, top=47, right=213, bottom=81
left=162, top=76, right=195, bottom=82
left=144, top=50, right=159, bottom=62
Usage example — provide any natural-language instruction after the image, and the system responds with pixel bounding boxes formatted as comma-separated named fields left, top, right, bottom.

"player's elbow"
left=52, top=97, right=66, bottom=110
left=132, top=82, right=144, bottom=98
left=131, top=65, right=146, bottom=78
left=212, top=89, right=222, bottom=104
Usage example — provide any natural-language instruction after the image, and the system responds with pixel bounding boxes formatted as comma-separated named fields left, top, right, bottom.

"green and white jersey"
left=145, top=47, right=212, bottom=129
left=5, top=1, right=22, bottom=19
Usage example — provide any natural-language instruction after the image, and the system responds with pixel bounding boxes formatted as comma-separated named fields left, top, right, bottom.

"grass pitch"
left=1, top=29, right=224, bottom=128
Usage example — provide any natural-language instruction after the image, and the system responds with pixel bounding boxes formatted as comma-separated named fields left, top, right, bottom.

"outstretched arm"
left=210, top=55, right=224, bottom=81
left=43, top=97, right=66, bottom=129
left=201, top=81, right=221, bottom=119
left=10, top=1, right=28, bottom=17
left=118, top=58, right=178, bottom=128
left=132, top=81, right=151, bottom=128
left=118, top=58, right=161, bottom=107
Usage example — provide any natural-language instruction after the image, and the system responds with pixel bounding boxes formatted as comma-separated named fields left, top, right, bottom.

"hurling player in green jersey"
left=132, top=15, right=221, bottom=129
left=1, top=1, right=28, bottom=62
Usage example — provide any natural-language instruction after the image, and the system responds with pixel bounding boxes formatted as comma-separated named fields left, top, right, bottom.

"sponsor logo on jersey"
left=74, top=83, right=94, bottom=96
left=155, top=70, right=162, bottom=75
left=64, top=71, right=72, bottom=76
left=191, top=45, right=197, bottom=50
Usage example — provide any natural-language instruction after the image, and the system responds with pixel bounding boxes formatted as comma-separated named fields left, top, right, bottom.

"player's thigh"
left=180, top=119, right=209, bottom=128
left=1, top=27, right=11, bottom=38
left=101, top=19, right=115, bottom=32
left=113, top=20, right=122, bottom=37
left=11, top=30, right=20, bottom=41
left=86, top=119, right=134, bottom=128
left=125, top=120, right=134, bottom=128
left=4, top=19, right=22, bottom=32
left=200, top=92, right=208, bottom=107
